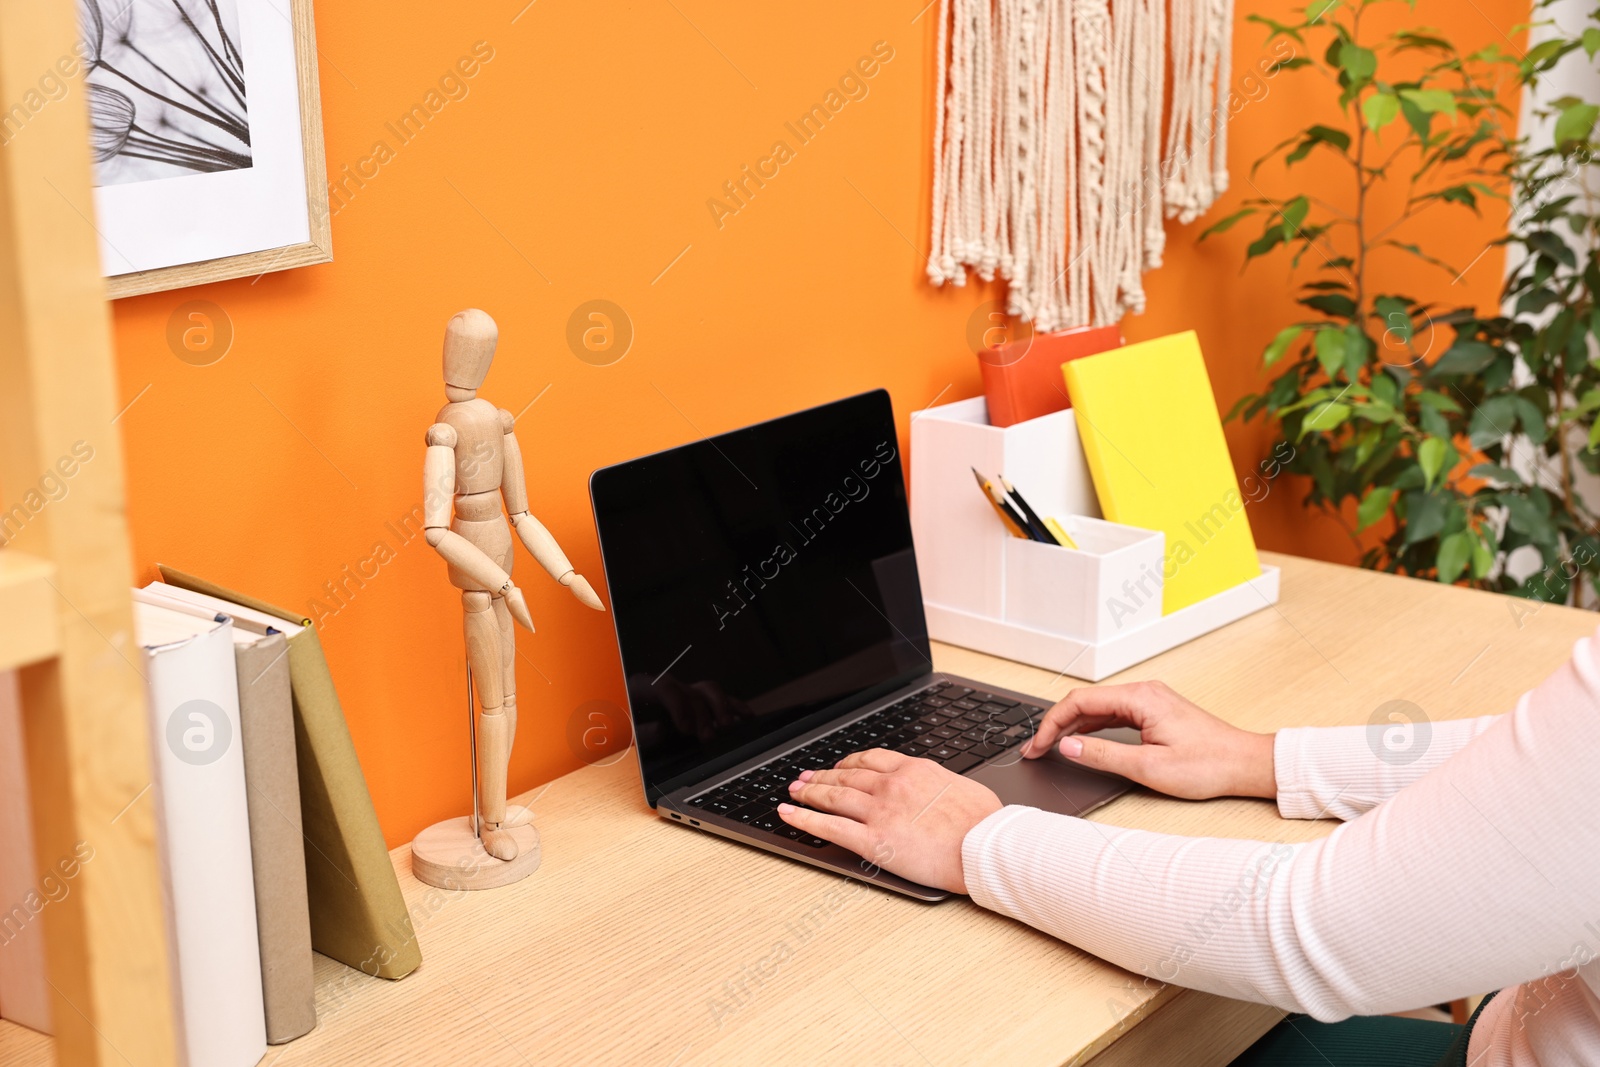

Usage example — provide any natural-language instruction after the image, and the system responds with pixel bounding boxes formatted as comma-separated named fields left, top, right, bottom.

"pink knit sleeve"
left=962, top=627, right=1600, bottom=1052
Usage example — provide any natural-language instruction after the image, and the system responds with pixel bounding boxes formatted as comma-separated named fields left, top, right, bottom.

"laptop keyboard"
left=683, top=680, right=1046, bottom=845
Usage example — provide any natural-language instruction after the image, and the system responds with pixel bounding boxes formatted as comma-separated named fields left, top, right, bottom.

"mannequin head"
left=442, top=308, right=498, bottom=400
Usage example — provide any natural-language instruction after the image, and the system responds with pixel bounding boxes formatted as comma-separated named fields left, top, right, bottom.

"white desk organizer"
left=910, top=397, right=1280, bottom=681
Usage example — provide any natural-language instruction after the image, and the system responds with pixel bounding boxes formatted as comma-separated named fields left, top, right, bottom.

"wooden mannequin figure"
left=410, top=308, right=604, bottom=891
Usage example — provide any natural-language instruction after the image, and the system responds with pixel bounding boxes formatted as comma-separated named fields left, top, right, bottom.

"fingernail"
left=1060, top=736, right=1083, bottom=758
left=788, top=780, right=803, bottom=791
left=778, top=803, right=795, bottom=815
left=798, top=770, right=814, bottom=781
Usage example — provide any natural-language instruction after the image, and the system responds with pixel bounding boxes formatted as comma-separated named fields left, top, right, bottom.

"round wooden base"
left=410, top=816, right=541, bottom=890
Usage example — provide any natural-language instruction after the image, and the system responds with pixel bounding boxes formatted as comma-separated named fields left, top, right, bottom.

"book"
left=153, top=565, right=422, bottom=981
left=133, top=596, right=268, bottom=1067
left=0, top=670, right=51, bottom=1036
left=979, top=324, right=1122, bottom=428
left=144, top=582, right=317, bottom=1044
left=1062, top=330, right=1261, bottom=613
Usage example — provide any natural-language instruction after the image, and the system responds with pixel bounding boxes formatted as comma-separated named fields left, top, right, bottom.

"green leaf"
left=1469, top=535, right=1495, bottom=579
left=1399, top=88, right=1457, bottom=117
left=1246, top=228, right=1286, bottom=259
left=1511, top=395, right=1549, bottom=445
left=1436, top=530, right=1473, bottom=584
left=1398, top=95, right=1434, bottom=140
left=1306, top=124, right=1351, bottom=152
left=1589, top=417, right=1600, bottom=452
left=1314, top=327, right=1348, bottom=376
left=1263, top=324, right=1304, bottom=368
left=1419, top=403, right=1451, bottom=439
left=1394, top=31, right=1455, bottom=54
left=1305, top=0, right=1340, bottom=23
left=1468, top=395, right=1517, bottom=448
left=1528, top=230, right=1578, bottom=268
left=1554, top=103, right=1598, bottom=149
left=1418, top=436, right=1449, bottom=490
left=1199, top=207, right=1257, bottom=240
left=1373, top=295, right=1413, bottom=343
left=1468, top=463, right=1522, bottom=485
left=1584, top=27, right=1600, bottom=59
left=1403, top=491, right=1447, bottom=544
left=1370, top=373, right=1399, bottom=406
left=1338, top=42, right=1378, bottom=83
left=1429, top=339, right=1495, bottom=376
left=1302, top=293, right=1358, bottom=318
left=1417, top=392, right=1463, bottom=413
left=1245, top=13, right=1305, bottom=42
left=1503, top=493, right=1555, bottom=543
left=1363, top=91, right=1400, bottom=133
left=1279, top=196, right=1310, bottom=237
left=1302, top=401, right=1352, bottom=435
left=1522, top=38, right=1572, bottom=77
left=1385, top=240, right=1458, bottom=275
left=1357, top=486, right=1395, bottom=531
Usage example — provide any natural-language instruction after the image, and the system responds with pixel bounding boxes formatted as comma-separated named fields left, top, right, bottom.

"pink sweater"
left=962, top=629, right=1600, bottom=1066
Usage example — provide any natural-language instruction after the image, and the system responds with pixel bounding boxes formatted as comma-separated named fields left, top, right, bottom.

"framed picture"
left=80, top=0, right=331, bottom=299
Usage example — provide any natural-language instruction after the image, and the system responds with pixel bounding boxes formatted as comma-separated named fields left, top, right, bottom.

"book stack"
left=0, top=568, right=421, bottom=1052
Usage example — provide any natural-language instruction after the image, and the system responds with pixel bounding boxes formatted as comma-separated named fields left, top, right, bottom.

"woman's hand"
left=777, top=749, right=1002, bottom=894
left=1022, top=680, right=1277, bottom=801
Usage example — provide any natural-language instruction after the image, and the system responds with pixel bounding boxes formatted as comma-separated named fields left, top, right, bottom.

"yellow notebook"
left=1063, top=330, right=1260, bottom=614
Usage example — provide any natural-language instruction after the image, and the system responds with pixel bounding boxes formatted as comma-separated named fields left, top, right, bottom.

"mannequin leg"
left=493, top=593, right=535, bottom=828
left=494, top=594, right=516, bottom=756
left=464, top=590, right=516, bottom=861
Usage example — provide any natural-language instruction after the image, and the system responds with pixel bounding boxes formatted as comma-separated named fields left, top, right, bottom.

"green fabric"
left=1232, top=994, right=1498, bottom=1067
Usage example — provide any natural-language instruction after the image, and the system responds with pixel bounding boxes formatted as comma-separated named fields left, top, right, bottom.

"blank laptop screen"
left=589, top=389, right=931, bottom=804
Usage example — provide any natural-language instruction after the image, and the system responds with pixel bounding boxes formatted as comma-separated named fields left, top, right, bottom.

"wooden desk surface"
left=6, top=552, right=1593, bottom=1067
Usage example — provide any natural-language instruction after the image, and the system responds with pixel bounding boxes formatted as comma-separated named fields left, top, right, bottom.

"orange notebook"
left=979, top=324, right=1122, bottom=427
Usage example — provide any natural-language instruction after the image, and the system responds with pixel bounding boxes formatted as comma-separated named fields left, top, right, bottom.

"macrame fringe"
left=928, top=0, right=1233, bottom=328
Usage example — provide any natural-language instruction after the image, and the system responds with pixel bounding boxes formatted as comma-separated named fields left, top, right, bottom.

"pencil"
left=971, top=467, right=1030, bottom=538
left=1042, top=517, right=1079, bottom=549
left=998, top=475, right=1055, bottom=543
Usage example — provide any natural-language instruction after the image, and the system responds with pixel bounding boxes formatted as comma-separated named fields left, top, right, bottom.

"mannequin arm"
left=424, top=423, right=534, bottom=629
left=500, top=411, right=605, bottom=611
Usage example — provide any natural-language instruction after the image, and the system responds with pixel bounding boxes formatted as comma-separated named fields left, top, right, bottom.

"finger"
left=505, top=590, right=536, bottom=632
left=788, top=779, right=875, bottom=819
left=803, top=767, right=885, bottom=793
left=1026, top=684, right=1155, bottom=757
left=836, top=748, right=906, bottom=772
left=571, top=577, right=605, bottom=611
left=1059, top=732, right=1149, bottom=782
left=777, top=802, right=871, bottom=853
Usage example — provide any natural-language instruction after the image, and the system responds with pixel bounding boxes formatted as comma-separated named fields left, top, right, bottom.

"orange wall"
left=106, top=0, right=1528, bottom=846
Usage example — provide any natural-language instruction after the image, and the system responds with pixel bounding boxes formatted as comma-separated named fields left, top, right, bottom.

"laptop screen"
left=590, top=389, right=931, bottom=804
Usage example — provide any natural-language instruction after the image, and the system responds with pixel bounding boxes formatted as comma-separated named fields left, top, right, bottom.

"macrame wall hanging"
left=927, top=0, right=1235, bottom=331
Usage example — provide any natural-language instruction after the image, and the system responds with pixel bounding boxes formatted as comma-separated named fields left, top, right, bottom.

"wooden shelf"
left=0, top=550, right=58, bottom=672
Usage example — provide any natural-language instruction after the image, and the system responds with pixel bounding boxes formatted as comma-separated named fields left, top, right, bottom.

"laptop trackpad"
left=967, top=727, right=1139, bottom=817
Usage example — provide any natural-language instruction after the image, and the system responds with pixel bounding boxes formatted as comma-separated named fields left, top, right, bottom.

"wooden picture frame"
left=101, top=0, right=331, bottom=300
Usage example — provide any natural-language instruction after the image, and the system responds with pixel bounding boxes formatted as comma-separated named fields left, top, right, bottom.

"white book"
left=133, top=595, right=268, bottom=1067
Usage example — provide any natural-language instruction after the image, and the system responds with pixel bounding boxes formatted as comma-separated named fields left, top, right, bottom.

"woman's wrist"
left=1234, top=730, right=1278, bottom=800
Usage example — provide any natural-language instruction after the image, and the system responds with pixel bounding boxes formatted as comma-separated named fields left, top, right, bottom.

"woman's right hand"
left=1021, top=680, right=1277, bottom=801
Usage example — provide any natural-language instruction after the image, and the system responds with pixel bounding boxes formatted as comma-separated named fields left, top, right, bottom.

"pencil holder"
left=909, top=396, right=1279, bottom=680
left=1002, top=518, right=1163, bottom=641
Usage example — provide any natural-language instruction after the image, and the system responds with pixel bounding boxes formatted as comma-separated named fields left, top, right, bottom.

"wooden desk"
left=5, top=552, right=1593, bottom=1066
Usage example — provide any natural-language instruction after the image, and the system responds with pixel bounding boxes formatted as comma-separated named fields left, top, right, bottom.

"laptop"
left=588, top=389, right=1133, bottom=901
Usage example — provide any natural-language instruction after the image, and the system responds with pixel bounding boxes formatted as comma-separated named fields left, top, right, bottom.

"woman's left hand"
left=777, top=749, right=1003, bottom=893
